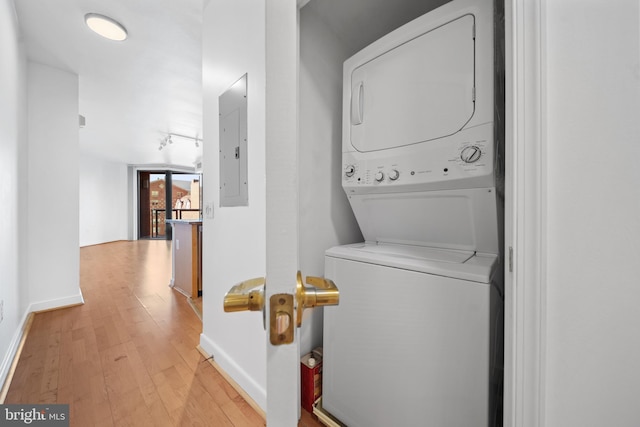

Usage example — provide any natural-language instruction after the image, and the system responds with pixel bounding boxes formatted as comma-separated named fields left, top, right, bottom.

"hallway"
left=4, top=240, right=265, bottom=426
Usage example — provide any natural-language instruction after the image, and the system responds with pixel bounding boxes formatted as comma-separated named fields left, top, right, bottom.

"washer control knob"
left=461, top=145, right=482, bottom=163
left=375, top=171, right=384, bottom=182
left=344, top=165, right=356, bottom=177
left=389, top=169, right=400, bottom=181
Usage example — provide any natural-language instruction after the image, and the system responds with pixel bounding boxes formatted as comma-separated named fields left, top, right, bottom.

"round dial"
left=344, top=165, right=355, bottom=177
left=460, top=146, right=482, bottom=163
left=374, top=171, right=384, bottom=182
left=389, top=169, right=400, bottom=181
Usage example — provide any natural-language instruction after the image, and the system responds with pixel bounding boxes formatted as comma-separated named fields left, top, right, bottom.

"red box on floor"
left=301, top=348, right=323, bottom=413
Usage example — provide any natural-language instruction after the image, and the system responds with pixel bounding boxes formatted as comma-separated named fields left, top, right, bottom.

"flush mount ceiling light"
left=85, top=13, right=128, bottom=41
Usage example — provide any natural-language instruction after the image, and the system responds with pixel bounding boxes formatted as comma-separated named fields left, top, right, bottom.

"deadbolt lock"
left=270, top=294, right=294, bottom=345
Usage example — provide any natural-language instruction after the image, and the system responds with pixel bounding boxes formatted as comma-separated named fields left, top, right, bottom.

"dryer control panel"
left=342, top=123, right=494, bottom=194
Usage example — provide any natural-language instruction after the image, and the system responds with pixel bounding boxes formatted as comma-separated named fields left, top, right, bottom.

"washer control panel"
left=342, top=124, right=494, bottom=193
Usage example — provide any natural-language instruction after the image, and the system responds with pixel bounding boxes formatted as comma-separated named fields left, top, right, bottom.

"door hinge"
left=508, top=246, right=513, bottom=272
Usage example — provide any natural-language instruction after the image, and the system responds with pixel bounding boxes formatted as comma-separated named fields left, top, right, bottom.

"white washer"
left=323, top=243, right=501, bottom=427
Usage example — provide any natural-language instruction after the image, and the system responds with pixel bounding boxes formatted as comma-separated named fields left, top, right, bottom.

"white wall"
left=79, top=152, right=128, bottom=247
left=27, top=62, right=83, bottom=311
left=200, top=0, right=267, bottom=411
left=298, top=6, right=363, bottom=355
left=0, top=0, right=29, bottom=389
left=542, top=1, right=640, bottom=425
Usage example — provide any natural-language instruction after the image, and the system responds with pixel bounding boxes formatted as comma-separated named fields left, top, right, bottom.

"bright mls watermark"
left=1, top=405, right=69, bottom=426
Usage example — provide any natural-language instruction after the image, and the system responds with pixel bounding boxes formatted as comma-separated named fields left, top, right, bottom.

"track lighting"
left=157, top=133, right=201, bottom=151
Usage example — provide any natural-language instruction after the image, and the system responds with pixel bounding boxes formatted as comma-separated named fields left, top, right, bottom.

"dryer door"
left=349, top=14, right=475, bottom=152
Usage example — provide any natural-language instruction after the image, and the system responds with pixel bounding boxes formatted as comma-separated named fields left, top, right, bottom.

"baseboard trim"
left=0, top=291, right=85, bottom=402
left=80, top=239, right=130, bottom=248
left=29, top=292, right=85, bottom=313
left=0, top=312, right=34, bottom=403
left=198, top=334, right=266, bottom=416
left=196, top=345, right=266, bottom=421
left=187, top=298, right=202, bottom=321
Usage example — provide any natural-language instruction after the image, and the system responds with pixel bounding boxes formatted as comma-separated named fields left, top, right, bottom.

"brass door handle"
left=223, top=277, right=265, bottom=312
left=223, top=272, right=339, bottom=345
left=295, top=271, right=339, bottom=327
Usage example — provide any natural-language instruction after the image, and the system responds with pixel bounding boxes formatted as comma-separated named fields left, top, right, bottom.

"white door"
left=264, top=0, right=300, bottom=425
left=219, top=2, right=340, bottom=426
left=262, top=3, right=341, bottom=424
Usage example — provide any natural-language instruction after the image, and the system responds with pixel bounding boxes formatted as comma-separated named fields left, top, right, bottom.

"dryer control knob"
left=461, top=145, right=482, bottom=163
left=375, top=171, right=384, bottom=182
left=344, top=165, right=356, bottom=177
left=389, top=169, right=400, bottom=181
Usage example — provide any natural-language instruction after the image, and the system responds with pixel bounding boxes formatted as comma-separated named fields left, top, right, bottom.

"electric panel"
left=219, top=74, right=248, bottom=207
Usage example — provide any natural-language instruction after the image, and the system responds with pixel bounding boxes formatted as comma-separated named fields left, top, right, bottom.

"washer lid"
left=326, top=242, right=497, bottom=283
left=349, top=14, right=475, bottom=153
left=346, top=187, right=499, bottom=255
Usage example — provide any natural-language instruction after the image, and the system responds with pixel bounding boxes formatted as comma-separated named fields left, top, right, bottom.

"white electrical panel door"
left=349, top=14, right=475, bottom=153
left=219, top=74, right=248, bottom=207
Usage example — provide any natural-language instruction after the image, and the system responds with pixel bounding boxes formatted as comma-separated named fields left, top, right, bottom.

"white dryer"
left=322, top=0, right=503, bottom=425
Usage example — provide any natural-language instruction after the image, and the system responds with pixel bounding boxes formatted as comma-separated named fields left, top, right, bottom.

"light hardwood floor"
left=5, top=240, right=322, bottom=427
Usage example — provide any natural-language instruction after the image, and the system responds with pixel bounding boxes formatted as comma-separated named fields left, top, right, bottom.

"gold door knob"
left=295, top=271, right=339, bottom=327
left=223, top=273, right=338, bottom=345
left=223, top=277, right=265, bottom=312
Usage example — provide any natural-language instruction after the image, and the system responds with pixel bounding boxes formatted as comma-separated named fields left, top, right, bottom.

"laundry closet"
left=298, top=0, right=505, bottom=426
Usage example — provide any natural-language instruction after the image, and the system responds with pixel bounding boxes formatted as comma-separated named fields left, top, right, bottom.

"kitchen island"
left=166, top=219, right=202, bottom=299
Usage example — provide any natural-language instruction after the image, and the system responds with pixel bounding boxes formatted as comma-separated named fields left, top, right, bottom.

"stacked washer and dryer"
left=322, top=0, right=503, bottom=426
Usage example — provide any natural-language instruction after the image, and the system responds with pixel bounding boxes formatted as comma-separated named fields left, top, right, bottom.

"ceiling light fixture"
left=158, top=136, right=169, bottom=151
left=85, top=13, right=128, bottom=41
left=158, top=133, right=201, bottom=151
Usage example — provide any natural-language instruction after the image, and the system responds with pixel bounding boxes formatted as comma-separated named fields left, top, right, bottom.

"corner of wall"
left=28, top=291, right=84, bottom=314
left=26, top=62, right=81, bottom=307
left=0, top=307, right=33, bottom=402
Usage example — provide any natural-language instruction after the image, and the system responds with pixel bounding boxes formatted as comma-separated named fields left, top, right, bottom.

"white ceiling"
left=15, top=0, right=204, bottom=169
left=14, top=0, right=449, bottom=170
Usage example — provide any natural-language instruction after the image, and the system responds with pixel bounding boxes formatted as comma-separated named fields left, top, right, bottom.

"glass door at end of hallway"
left=138, top=171, right=202, bottom=240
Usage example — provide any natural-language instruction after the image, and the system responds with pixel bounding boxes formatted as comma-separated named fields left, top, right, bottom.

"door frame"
left=261, top=0, right=547, bottom=425
left=503, top=0, right=546, bottom=425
